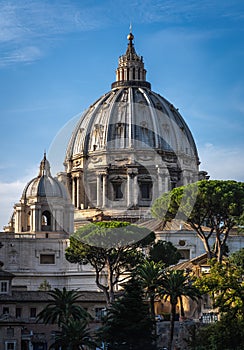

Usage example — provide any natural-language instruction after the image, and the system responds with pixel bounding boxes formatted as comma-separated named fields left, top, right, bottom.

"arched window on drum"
left=41, top=210, right=51, bottom=231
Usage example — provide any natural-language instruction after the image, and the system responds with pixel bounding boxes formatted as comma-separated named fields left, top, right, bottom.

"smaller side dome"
left=7, top=154, right=74, bottom=234
left=22, top=154, right=68, bottom=200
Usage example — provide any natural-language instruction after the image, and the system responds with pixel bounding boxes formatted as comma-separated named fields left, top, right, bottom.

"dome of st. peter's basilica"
left=63, top=31, right=206, bottom=222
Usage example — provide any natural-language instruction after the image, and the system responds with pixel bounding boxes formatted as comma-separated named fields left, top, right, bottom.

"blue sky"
left=0, top=0, right=244, bottom=229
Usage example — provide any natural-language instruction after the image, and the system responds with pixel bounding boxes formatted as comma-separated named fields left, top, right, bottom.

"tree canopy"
left=136, top=259, right=165, bottom=318
left=98, top=277, right=157, bottom=350
left=65, top=221, right=155, bottom=304
left=196, top=258, right=244, bottom=318
left=188, top=314, right=244, bottom=350
left=36, top=287, right=93, bottom=349
left=51, top=319, right=95, bottom=350
left=149, top=240, right=181, bottom=266
left=159, top=270, right=201, bottom=350
left=37, top=287, right=90, bottom=327
left=230, top=248, right=244, bottom=270
left=190, top=253, right=244, bottom=350
left=152, top=180, right=244, bottom=262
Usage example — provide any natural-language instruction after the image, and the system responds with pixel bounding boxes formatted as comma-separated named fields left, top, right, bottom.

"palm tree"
left=136, top=259, right=165, bottom=318
left=37, top=287, right=90, bottom=327
left=51, top=319, right=96, bottom=350
left=159, top=270, right=200, bottom=350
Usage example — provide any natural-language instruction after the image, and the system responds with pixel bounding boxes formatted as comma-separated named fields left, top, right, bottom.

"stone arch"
left=41, top=210, right=51, bottom=231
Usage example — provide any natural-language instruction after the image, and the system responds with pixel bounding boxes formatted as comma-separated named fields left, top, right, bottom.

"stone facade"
left=1, top=155, right=98, bottom=291
left=0, top=290, right=106, bottom=350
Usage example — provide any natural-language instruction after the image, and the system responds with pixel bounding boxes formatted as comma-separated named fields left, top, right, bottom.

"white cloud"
left=0, top=1, right=102, bottom=41
left=0, top=0, right=103, bottom=66
left=199, top=143, right=244, bottom=182
left=0, top=0, right=242, bottom=67
left=0, top=162, right=38, bottom=231
left=114, top=0, right=244, bottom=25
left=0, top=46, right=42, bottom=66
left=0, top=180, right=25, bottom=231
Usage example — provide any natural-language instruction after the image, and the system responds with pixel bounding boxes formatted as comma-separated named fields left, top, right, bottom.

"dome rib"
left=138, top=88, right=160, bottom=149
left=65, top=86, right=199, bottom=160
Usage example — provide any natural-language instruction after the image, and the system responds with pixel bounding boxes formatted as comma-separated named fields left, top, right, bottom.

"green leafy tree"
left=152, top=180, right=244, bottom=262
left=230, top=248, right=244, bottom=270
left=191, top=252, right=244, bottom=350
left=149, top=240, right=181, bottom=266
left=136, top=259, right=165, bottom=318
left=37, top=287, right=90, bottom=327
left=99, top=277, right=157, bottom=350
left=196, top=259, right=244, bottom=318
left=188, top=313, right=244, bottom=350
left=65, top=221, right=154, bottom=304
left=159, top=270, right=201, bottom=350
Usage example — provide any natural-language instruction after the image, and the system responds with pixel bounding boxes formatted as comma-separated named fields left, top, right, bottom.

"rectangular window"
left=16, top=307, right=22, bottom=319
left=113, top=183, right=123, bottom=200
left=40, top=254, right=55, bottom=264
left=201, top=266, right=210, bottom=274
left=90, top=183, right=97, bottom=201
left=3, top=307, right=9, bottom=315
left=6, top=327, right=14, bottom=337
left=30, top=307, right=37, bottom=318
left=179, top=249, right=190, bottom=260
left=5, top=342, right=16, bottom=350
left=0, top=281, right=8, bottom=293
left=140, top=183, right=151, bottom=200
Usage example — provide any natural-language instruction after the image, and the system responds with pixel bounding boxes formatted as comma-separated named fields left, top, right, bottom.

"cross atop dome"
left=111, top=31, right=151, bottom=89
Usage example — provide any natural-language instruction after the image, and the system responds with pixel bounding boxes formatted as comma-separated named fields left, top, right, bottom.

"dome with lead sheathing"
left=66, top=87, right=198, bottom=159
left=5, top=154, right=74, bottom=234
left=64, top=32, right=204, bottom=218
left=66, top=32, right=198, bottom=162
left=22, top=154, right=68, bottom=200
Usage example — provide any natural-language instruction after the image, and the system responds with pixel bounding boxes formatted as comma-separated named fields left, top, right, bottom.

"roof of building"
left=65, top=32, right=199, bottom=164
left=138, top=218, right=211, bottom=233
left=173, top=253, right=209, bottom=271
left=0, top=290, right=106, bottom=302
left=0, top=262, right=15, bottom=279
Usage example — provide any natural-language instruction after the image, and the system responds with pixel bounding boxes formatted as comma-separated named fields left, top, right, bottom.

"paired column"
left=35, top=207, right=41, bottom=232
left=77, top=176, right=80, bottom=208
left=157, top=165, right=170, bottom=195
left=102, top=172, right=107, bottom=208
left=71, top=174, right=81, bottom=209
left=29, top=204, right=41, bottom=232
left=72, top=177, right=76, bottom=207
left=182, top=169, right=198, bottom=186
left=96, top=172, right=102, bottom=207
left=96, top=170, right=107, bottom=209
left=15, top=206, right=21, bottom=233
left=127, top=168, right=138, bottom=207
